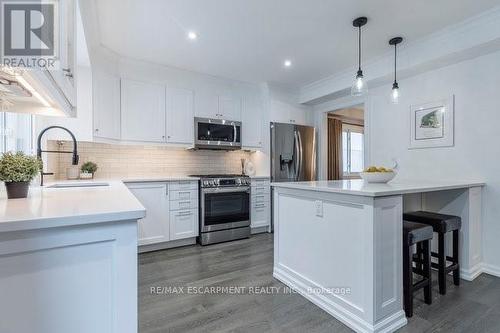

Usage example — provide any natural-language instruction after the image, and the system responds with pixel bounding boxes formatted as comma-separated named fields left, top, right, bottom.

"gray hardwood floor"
left=139, top=233, right=500, bottom=333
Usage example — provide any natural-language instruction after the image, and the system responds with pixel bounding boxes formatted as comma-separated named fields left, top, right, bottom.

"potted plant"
left=80, top=161, right=98, bottom=179
left=0, top=152, right=42, bottom=199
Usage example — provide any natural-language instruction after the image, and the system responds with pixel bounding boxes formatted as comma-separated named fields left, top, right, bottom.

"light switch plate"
left=315, top=200, right=323, bottom=217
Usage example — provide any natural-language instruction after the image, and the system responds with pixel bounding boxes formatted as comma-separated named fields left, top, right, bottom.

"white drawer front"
left=251, top=186, right=270, bottom=195
left=169, top=181, right=198, bottom=191
left=251, top=179, right=270, bottom=187
left=169, top=189, right=198, bottom=201
left=170, top=199, right=198, bottom=211
left=170, top=209, right=199, bottom=240
left=251, top=204, right=270, bottom=228
left=252, top=193, right=270, bottom=204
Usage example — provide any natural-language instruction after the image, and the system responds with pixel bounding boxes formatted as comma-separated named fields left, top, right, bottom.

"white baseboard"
left=482, top=263, right=500, bottom=278
left=273, top=264, right=407, bottom=333
left=460, top=263, right=485, bottom=281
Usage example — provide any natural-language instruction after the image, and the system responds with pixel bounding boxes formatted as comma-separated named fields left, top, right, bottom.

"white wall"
left=314, top=50, right=500, bottom=271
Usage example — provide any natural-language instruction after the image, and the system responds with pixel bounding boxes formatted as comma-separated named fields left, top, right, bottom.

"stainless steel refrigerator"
left=270, top=122, right=317, bottom=183
left=270, top=122, right=317, bottom=231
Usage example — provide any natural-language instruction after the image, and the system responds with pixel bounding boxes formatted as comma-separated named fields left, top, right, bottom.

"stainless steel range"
left=191, top=174, right=251, bottom=245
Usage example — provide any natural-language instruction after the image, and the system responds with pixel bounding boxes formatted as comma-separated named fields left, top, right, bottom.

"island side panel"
left=272, top=187, right=406, bottom=333
left=422, top=187, right=483, bottom=280
left=0, top=220, right=138, bottom=333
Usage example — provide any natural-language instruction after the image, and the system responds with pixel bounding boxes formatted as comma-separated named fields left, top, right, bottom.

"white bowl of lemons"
left=360, top=166, right=396, bottom=183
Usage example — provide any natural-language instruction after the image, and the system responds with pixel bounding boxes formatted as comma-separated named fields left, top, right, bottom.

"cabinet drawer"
left=169, top=189, right=198, bottom=201
left=251, top=179, right=270, bottom=187
left=170, top=199, right=198, bottom=211
left=251, top=186, right=270, bottom=195
left=169, top=181, right=198, bottom=191
left=252, top=193, right=270, bottom=204
left=251, top=205, right=270, bottom=228
left=170, top=209, right=198, bottom=240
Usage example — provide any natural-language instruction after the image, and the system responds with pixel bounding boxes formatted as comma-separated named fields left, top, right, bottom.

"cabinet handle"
left=95, top=128, right=99, bottom=132
left=254, top=203, right=266, bottom=208
left=177, top=211, right=192, bottom=216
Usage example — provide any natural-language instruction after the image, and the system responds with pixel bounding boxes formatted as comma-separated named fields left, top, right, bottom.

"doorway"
left=327, top=104, right=364, bottom=180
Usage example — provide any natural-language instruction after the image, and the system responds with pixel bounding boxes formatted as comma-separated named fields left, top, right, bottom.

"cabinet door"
left=93, top=71, right=121, bottom=140
left=241, top=95, right=263, bottom=148
left=195, top=91, right=219, bottom=118
left=127, top=183, right=170, bottom=246
left=219, top=96, right=241, bottom=121
left=170, top=209, right=198, bottom=240
left=48, top=0, right=76, bottom=106
left=166, top=87, right=194, bottom=144
left=121, top=79, right=166, bottom=142
left=289, top=106, right=308, bottom=125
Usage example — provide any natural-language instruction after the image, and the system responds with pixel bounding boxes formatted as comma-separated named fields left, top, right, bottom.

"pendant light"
left=351, top=17, right=368, bottom=96
left=389, top=37, right=403, bottom=104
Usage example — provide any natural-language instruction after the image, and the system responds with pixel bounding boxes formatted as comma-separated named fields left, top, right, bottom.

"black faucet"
left=37, top=126, right=79, bottom=186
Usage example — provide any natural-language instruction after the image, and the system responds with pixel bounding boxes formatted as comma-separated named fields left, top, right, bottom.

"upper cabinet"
left=93, top=71, right=121, bottom=140
left=270, top=99, right=310, bottom=126
left=166, top=87, right=194, bottom=144
left=48, top=0, right=76, bottom=108
left=121, top=79, right=166, bottom=142
left=241, top=95, right=263, bottom=148
left=195, top=93, right=241, bottom=121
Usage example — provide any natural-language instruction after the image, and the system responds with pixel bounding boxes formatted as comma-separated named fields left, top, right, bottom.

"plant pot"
left=4, top=181, right=30, bottom=199
left=79, top=172, right=94, bottom=179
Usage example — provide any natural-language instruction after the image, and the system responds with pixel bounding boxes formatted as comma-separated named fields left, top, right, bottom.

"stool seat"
left=403, top=211, right=461, bottom=233
left=403, top=221, right=433, bottom=246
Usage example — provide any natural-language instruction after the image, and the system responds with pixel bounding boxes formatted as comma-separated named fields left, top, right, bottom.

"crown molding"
left=300, top=5, right=500, bottom=105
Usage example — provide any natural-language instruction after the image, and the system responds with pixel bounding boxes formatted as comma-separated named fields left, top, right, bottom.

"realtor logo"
left=1, top=1, right=58, bottom=69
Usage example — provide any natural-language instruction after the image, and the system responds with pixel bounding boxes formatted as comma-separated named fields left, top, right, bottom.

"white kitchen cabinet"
left=170, top=209, right=198, bottom=240
left=166, top=87, right=194, bottom=144
left=241, top=95, right=263, bottom=148
left=250, top=178, right=271, bottom=231
left=93, top=71, right=121, bottom=140
left=127, top=183, right=169, bottom=246
left=121, top=79, right=166, bottom=142
left=195, top=93, right=241, bottom=120
left=47, top=0, right=76, bottom=108
left=270, top=99, right=309, bottom=125
left=218, top=96, right=241, bottom=121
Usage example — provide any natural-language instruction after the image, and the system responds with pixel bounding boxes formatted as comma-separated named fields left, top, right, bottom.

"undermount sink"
left=46, top=182, right=109, bottom=189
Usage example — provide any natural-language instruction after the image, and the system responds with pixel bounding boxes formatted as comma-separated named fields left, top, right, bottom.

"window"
left=0, top=112, right=34, bottom=154
left=342, top=124, right=364, bottom=177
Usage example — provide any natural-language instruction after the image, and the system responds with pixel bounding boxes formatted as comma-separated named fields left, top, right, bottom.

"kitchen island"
left=271, top=179, right=484, bottom=333
left=0, top=181, right=146, bottom=333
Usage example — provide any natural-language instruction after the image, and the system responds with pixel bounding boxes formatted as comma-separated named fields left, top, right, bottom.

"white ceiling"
left=94, top=0, right=499, bottom=88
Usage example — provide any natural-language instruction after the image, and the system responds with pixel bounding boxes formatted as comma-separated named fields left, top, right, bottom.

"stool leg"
left=403, top=241, right=413, bottom=317
left=438, top=233, right=447, bottom=295
left=416, top=242, right=423, bottom=272
left=453, top=230, right=460, bottom=286
left=423, top=240, right=432, bottom=304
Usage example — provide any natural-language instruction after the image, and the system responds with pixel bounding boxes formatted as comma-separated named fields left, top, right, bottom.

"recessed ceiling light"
left=187, top=31, right=197, bottom=40
left=284, top=60, right=292, bottom=68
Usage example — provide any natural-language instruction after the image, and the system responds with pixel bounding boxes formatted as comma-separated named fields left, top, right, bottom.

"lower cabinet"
left=250, top=178, right=271, bottom=232
left=126, top=182, right=169, bottom=246
left=126, top=180, right=199, bottom=250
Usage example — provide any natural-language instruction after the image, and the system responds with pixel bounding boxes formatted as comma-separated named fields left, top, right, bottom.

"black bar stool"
left=403, top=221, right=433, bottom=317
left=403, top=211, right=461, bottom=295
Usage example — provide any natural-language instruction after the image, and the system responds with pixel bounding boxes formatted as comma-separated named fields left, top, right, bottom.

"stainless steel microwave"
left=194, top=117, right=241, bottom=150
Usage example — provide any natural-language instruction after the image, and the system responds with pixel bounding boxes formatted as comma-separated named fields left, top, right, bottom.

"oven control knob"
left=203, top=180, right=210, bottom=187
left=214, top=179, right=220, bottom=186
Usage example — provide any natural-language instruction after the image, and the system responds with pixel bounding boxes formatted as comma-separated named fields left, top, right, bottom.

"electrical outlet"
left=315, top=200, right=323, bottom=217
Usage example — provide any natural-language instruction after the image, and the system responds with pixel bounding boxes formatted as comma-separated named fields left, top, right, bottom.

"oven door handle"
left=202, top=187, right=250, bottom=194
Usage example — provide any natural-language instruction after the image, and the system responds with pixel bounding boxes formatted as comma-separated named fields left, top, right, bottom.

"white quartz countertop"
left=0, top=181, right=146, bottom=233
left=271, top=179, right=485, bottom=197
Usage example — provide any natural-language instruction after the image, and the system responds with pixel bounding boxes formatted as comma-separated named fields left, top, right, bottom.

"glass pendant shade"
left=391, top=82, right=400, bottom=104
left=351, top=71, right=368, bottom=96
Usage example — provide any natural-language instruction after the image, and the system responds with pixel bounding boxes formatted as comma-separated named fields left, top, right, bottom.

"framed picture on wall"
left=409, top=95, right=454, bottom=149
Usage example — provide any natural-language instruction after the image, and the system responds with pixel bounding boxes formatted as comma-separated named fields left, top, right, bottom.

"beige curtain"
left=328, top=117, right=342, bottom=180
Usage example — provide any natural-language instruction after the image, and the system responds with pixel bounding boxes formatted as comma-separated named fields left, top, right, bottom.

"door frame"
left=315, top=95, right=371, bottom=181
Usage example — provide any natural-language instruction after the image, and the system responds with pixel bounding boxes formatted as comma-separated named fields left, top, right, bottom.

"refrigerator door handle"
left=294, top=130, right=302, bottom=181
left=297, top=129, right=303, bottom=180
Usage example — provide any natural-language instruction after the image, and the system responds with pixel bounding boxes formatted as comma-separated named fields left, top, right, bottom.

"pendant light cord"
left=394, top=44, right=397, bottom=84
left=358, top=27, right=362, bottom=71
